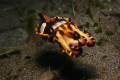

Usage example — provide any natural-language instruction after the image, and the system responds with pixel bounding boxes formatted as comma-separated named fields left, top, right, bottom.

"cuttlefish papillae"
left=35, top=12, right=95, bottom=58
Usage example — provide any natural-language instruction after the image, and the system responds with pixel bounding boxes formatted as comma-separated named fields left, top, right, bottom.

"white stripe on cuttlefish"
left=40, top=22, right=46, bottom=33
left=52, top=21, right=67, bottom=29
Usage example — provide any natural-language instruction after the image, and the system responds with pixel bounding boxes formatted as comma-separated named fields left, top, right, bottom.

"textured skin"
left=35, top=12, right=95, bottom=58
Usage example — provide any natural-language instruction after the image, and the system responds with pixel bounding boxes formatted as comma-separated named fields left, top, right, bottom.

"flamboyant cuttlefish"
left=35, top=12, right=95, bottom=58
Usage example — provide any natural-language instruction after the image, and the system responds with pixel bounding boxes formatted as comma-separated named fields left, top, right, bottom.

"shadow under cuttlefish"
left=35, top=49, right=97, bottom=80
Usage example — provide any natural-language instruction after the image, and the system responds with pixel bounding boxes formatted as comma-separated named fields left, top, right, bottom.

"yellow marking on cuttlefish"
left=35, top=28, right=38, bottom=31
left=66, top=51, right=76, bottom=58
left=37, top=24, right=39, bottom=27
left=63, top=24, right=68, bottom=28
left=36, top=32, right=39, bottom=34
left=65, top=18, right=69, bottom=21
left=58, top=27, right=64, bottom=31
left=39, top=32, right=49, bottom=37
left=70, top=47, right=79, bottom=49
left=71, top=47, right=75, bottom=49
left=75, top=25, right=79, bottom=28
left=62, top=50, right=65, bottom=53
left=73, top=55, right=75, bottom=58
left=53, top=37, right=58, bottom=42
